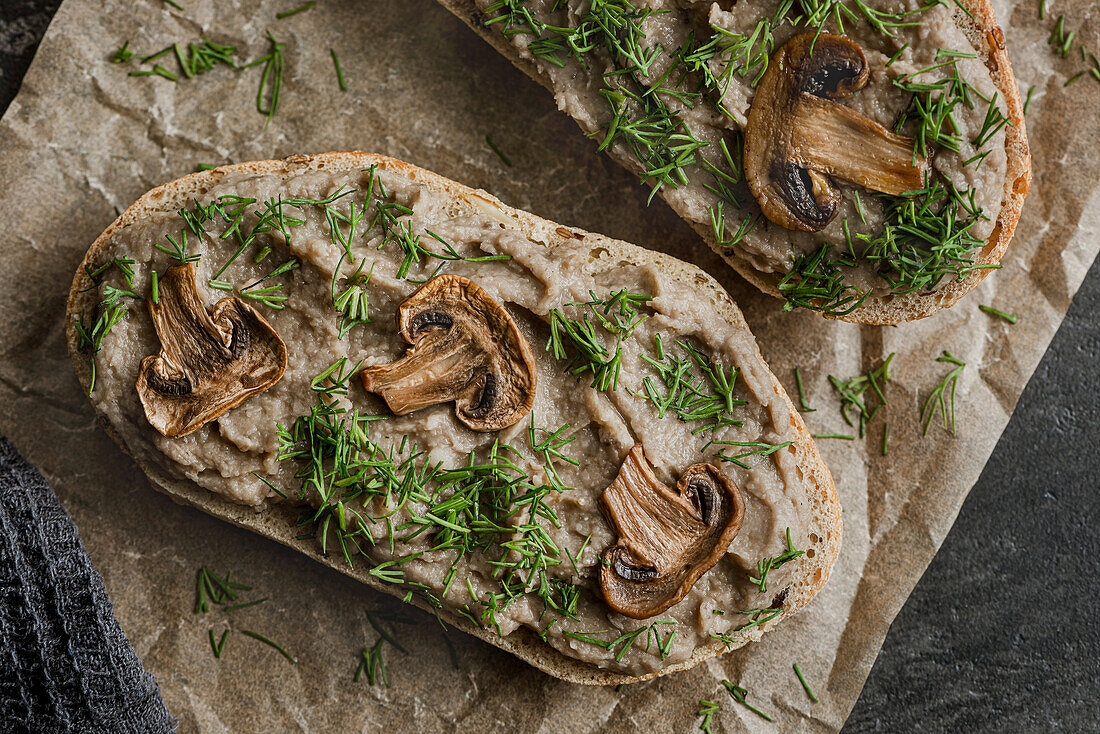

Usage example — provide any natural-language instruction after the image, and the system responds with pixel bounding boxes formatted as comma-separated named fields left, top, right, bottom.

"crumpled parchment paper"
left=0, top=0, right=1096, bottom=731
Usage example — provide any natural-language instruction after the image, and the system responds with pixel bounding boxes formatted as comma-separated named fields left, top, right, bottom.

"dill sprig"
left=697, top=700, right=720, bottom=733
left=858, top=181, right=989, bottom=295
left=777, top=245, right=868, bottom=316
left=243, top=33, right=285, bottom=127
left=746, top=528, right=804, bottom=593
left=75, top=259, right=141, bottom=395
left=722, top=680, right=773, bottom=722
left=546, top=289, right=651, bottom=392
left=354, top=612, right=407, bottom=686
left=1049, top=16, right=1075, bottom=59
left=707, top=440, right=791, bottom=469
left=794, top=662, right=820, bottom=702
left=486, top=134, right=512, bottom=166
left=241, top=630, right=296, bottom=664
left=360, top=165, right=511, bottom=278
left=794, top=367, right=815, bottom=412
left=208, top=629, right=229, bottom=658
left=827, top=353, right=894, bottom=438
left=276, top=1, right=315, bottom=19
left=979, top=304, right=1018, bottom=323
left=194, top=566, right=252, bottom=613
left=921, top=350, right=966, bottom=435
left=638, top=334, right=745, bottom=431
left=330, top=49, right=347, bottom=91
left=561, top=621, right=676, bottom=661
left=111, top=41, right=134, bottom=63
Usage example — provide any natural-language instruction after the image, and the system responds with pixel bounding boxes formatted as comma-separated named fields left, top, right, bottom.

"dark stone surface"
left=2, top=2, right=1097, bottom=731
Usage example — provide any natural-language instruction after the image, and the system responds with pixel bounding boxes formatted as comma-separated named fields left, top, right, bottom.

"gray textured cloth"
left=0, top=437, right=176, bottom=733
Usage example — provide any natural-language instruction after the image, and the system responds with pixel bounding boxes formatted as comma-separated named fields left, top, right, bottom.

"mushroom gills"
left=136, top=262, right=288, bottom=439
left=598, top=445, right=745, bottom=619
left=360, top=274, right=536, bottom=432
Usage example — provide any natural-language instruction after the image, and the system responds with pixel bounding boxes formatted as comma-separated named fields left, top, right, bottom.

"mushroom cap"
left=361, top=274, right=536, bottom=432
left=744, top=32, right=926, bottom=232
left=136, top=262, right=288, bottom=439
left=599, top=445, right=745, bottom=619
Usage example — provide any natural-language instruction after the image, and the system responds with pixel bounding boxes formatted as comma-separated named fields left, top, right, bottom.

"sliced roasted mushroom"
left=360, top=274, right=536, bottom=431
left=744, top=32, right=928, bottom=232
left=599, top=445, right=745, bottom=619
left=136, top=262, right=288, bottom=438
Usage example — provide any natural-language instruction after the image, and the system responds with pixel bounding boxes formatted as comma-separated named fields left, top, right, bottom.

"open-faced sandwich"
left=67, top=152, right=840, bottom=684
left=442, top=0, right=1032, bottom=323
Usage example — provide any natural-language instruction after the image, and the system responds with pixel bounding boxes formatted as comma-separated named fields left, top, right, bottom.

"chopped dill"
left=243, top=33, right=285, bottom=127
left=920, top=350, right=966, bottom=435
left=111, top=41, right=134, bottom=63
left=723, top=680, right=773, bottom=722
left=638, top=335, right=745, bottom=431
left=794, top=367, right=815, bottom=412
left=208, top=629, right=229, bottom=658
left=827, top=353, right=894, bottom=438
left=330, top=49, right=347, bottom=91
left=979, top=304, right=1018, bottom=323
left=485, top=134, right=513, bottom=166
left=241, top=630, right=296, bottom=664
left=746, top=528, right=804, bottom=593
left=276, top=1, right=315, bottom=19
left=794, top=662, right=820, bottom=702
left=697, top=700, right=719, bottom=733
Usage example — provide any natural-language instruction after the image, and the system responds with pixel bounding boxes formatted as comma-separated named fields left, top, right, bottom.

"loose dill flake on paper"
left=697, top=699, right=720, bottom=733
left=722, top=680, right=773, bottom=722
left=920, top=350, right=966, bottom=435
left=794, top=662, right=820, bottom=702
left=827, top=353, right=894, bottom=438
left=330, top=49, right=347, bottom=91
left=979, top=304, right=1018, bottom=323
left=241, top=630, right=297, bottom=664
left=276, top=0, right=316, bottom=19
left=485, top=134, right=513, bottom=166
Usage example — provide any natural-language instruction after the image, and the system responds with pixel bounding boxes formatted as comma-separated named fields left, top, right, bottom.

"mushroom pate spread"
left=476, top=0, right=1010, bottom=313
left=82, top=162, right=816, bottom=674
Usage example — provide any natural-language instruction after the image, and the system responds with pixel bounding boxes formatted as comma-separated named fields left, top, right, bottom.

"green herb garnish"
left=330, top=49, right=347, bottom=91
left=244, top=33, right=285, bottom=127
left=697, top=700, right=719, bottom=733
left=485, top=134, right=512, bottom=166
left=639, top=335, right=744, bottom=431
left=722, top=681, right=773, bottom=722
left=209, top=629, right=229, bottom=658
left=747, top=528, right=804, bottom=593
left=827, top=353, right=893, bottom=438
left=978, top=304, right=1018, bottom=323
left=921, top=350, right=966, bottom=435
left=276, top=1, right=315, bottom=19
left=794, top=367, right=815, bottom=412
left=241, top=630, right=296, bottom=664
left=794, top=662, right=820, bottom=702
left=111, top=41, right=134, bottom=63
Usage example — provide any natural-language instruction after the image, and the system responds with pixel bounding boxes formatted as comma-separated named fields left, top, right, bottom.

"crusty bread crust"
left=66, top=152, right=841, bottom=684
left=438, top=0, right=1032, bottom=324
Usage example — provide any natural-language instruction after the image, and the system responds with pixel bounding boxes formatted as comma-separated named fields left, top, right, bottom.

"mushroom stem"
left=362, top=330, right=488, bottom=415
left=136, top=262, right=287, bottom=439
left=791, top=95, right=925, bottom=196
left=602, top=447, right=709, bottom=575
left=359, top=275, right=536, bottom=432
left=744, top=33, right=929, bottom=232
left=598, top=445, right=746, bottom=619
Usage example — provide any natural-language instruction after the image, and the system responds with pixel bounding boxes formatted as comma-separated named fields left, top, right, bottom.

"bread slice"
left=66, top=152, right=841, bottom=684
left=438, top=0, right=1032, bottom=324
